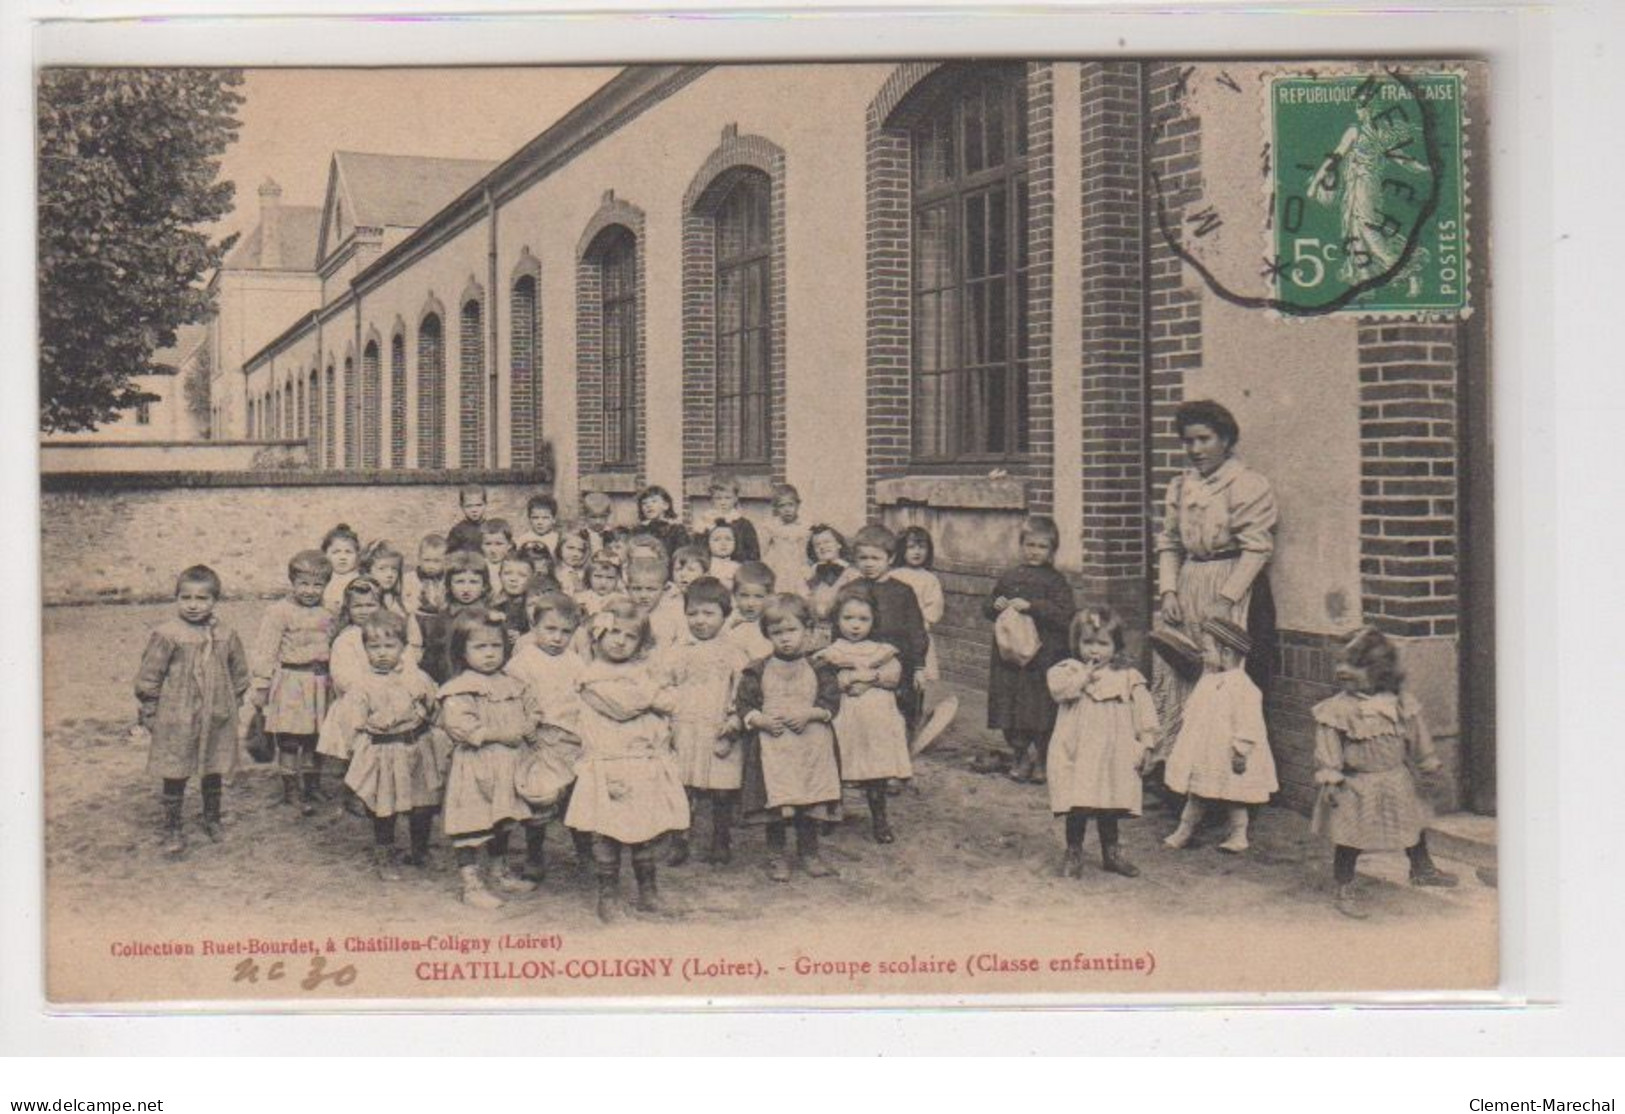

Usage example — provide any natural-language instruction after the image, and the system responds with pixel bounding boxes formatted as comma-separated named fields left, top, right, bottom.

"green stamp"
left=1270, top=71, right=1466, bottom=315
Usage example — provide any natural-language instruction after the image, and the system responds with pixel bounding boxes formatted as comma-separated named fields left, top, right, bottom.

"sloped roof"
left=148, top=324, right=209, bottom=375
left=333, top=151, right=500, bottom=229
left=221, top=205, right=322, bottom=272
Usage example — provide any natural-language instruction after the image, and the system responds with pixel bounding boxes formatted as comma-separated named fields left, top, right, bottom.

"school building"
left=228, top=62, right=1494, bottom=821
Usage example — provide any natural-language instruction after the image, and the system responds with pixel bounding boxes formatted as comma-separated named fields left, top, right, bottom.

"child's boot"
left=200, top=777, right=224, bottom=842
left=866, top=783, right=895, bottom=844
left=299, top=773, right=319, bottom=817
left=1030, top=737, right=1049, bottom=786
left=1099, top=820, right=1140, bottom=878
left=459, top=863, right=503, bottom=910
left=520, top=825, right=548, bottom=883
left=633, top=859, right=664, bottom=914
left=373, top=845, right=403, bottom=882
left=572, top=828, right=596, bottom=873
left=706, top=795, right=735, bottom=866
left=1406, top=837, right=1459, bottom=888
left=1163, top=797, right=1202, bottom=850
left=795, top=816, right=837, bottom=878
left=489, top=834, right=536, bottom=894
left=1062, top=813, right=1086, bottom=878
left=404, top=809, right=434, bottom=867
left=1008, top=739, right=1034, bottom=783
left=766, top=822, right=791, bottom=883
left=1218, top=806, right=1250, bottom=854
left=1334, top=882, right=1369, bottom=919
left=161, top=790, right=186, bottom=858
left=666, top=829, right=691, bottom=868
left=595, top=859, right=625, bottom=923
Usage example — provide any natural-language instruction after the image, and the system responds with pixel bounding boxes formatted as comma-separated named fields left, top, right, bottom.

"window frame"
left=711, top=171, right=773, bottom=467
left=597, top=226, right=639, bottom=469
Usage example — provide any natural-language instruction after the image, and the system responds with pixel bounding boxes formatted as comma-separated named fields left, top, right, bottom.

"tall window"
left=417, top=314, right=445, bottom=469
left=713, top=171, right=772, bottom=464
left=361, top=339, right=382, bottom=470
left=324, top=364, right=336, bottom=468
left=389, top=332, right=407, bottom=469
left=308, top=369, right=320, bottom=463
left=342, top=356, right=359, bottom=468
left=911, top=65, right=1032, bottom=461
left=510, top=273, right=540, bottom=469
left=285, top=383, right=294, bottom=439
left=296, top=377, right=306, bottom=440
left=597, top=227, right=638, bottom=467
left=459, top=298, right=486, bottom=469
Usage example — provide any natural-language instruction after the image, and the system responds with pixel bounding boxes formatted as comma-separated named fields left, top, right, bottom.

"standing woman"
left=1149, top=400, right=1280, bottom=770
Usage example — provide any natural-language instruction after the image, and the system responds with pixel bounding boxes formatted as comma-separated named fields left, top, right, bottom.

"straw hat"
left=1203, top=617, right=1252, bottom=658
left=1148, top=626, right=1204, bottom=681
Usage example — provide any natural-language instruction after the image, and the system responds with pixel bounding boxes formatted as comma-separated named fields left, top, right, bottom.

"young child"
left=983, top=515, right=1076, bottom=783
left=418, top=550, right=490, bottom=685
left=1162, top=618, right=1279, bottom=855
left=252, top=550, right=338, bottom=816
left=705, top=521, right=742, bottom=590
left=327, top=576, right=385, bottom=698
left=736, top=594, right=842, bottom=882
left=402, top=533, right=448, bottom=617
left=554, top=529, right=591, bottom=596
left=890, top=526, right=945, bottom=688
left=761, top=483, right=812, bottom=597
left=579, top=491, right=618, bottom=553
left=318, top=611, right=444, bottom=880
left=635, top=484, right=689, bottom=561
left=516, top=541, right=562, bottom=596
left=848, top=524, right=928, bottom=734
left=694, top=476, right=760, bottom=562
left=362, top=540, right=407, bottom=613
left=806, top=524, right=857, bottom=649
left=1311, top=627, right=1457, bottom=919
left=480, top=518, right=515, bottom=588
left=514, top=492, right=562, bottom=557
left=818, top=584, right=912, bottom=843
left=504, top=592, right=595, bottom=878
left=565, top=597, right=690, bottom=921
left=492, top=553, right=537, bottom=646
left=724, top=561, right=776, bottom=664
left=574, top=551, right=623, bottom=619
left=625, top=553, right=686, bottom=656
left=134, top=565, right=250, bottom=856
left=661, top=576, right=750, bottom=867
left=437, top=609, right=543, bottom=908
left=670, top=545, right=711, bottom=594
left=1046, top=607, right=1160, bottom=878
left=320, top=523, right=362, bottom=615
left=447, top=483, right=489, bottom=554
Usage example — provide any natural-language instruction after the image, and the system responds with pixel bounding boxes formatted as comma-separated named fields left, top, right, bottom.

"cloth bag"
left=242, top=705, right=274, bottom=764
left=994, top=608, right=1041, bottom=668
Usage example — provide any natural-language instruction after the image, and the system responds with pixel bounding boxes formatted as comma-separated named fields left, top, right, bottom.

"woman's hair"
left=449, top=608, right=510, bottom=671
left=589, top=595, right=652, bottom=655
left=288, top=550, right=333, bottom=583
left=635, top=484, right=677, bottom=521
left=526, top=492, right=559, bottom=517
left=683, top=576, right=733, bottom=616
left=832, top=582, right=878, bottom=629
left=759, top=592, right=814, bottom=635
left=851, top=523, right=897, bottom=554
left=480, top=517, right=514, bottom=542
left=1174, top=399, right=1241, bottom=447
left=1018, top=515, right=1061, bottom=552
left=340, top=576, right=383, bottom=624
left=321, top=523, right=360, bottom=554
left=361, top=540, right=404, bottom=575
left=1069, top=606, right=1130, bottom=666
left=527, top=590, right=582, bottom=629
left=1342, top=627, right=1405, bottom=694
left=175, top=564, right=222, bottom=599
left=359, top=609, right=409, bottom=647
left=734, top=561, right=776, bottom=592
left=806, top=524, right=849, bottom=564
left=443, top=550, right=490, bottom=592
left=894, top=525, right=936, bottom=569
left=671, top=544, right=710, bottom=572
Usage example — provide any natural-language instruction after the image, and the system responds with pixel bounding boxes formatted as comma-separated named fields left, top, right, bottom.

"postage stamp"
left=1268, top=70, right=1468, bottom=316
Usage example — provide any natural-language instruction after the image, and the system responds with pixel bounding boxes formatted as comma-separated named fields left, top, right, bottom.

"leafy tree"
left=37, top=68, right=244, bottom=433
left=181, top=338, right=212, bottom=433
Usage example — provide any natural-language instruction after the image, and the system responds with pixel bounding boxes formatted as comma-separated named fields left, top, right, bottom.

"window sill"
left=579, top=469, right=641, bottom=496
left=874, top=474, right=1029, bottom=511
left=683, top=469, right=774, bottom=500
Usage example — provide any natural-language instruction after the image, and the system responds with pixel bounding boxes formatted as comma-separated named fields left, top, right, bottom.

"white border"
left=2, top=0, right=1616, bottom=1057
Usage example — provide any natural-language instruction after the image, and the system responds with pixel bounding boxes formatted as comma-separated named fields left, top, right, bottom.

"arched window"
left=389, top=331, right=407, bottom=469
left=361, top=339, right=382, bottom=469
left=909, top=64, right=1033, bottom=461
left=594, top=226, right=637, bottom=468
left=509, top=272, right=540, bottom=469
left=712, top=170, right=772, bottom=464
left=284, top=383, right=294, bottom=440
left=342, top=355, right=358, bottom=468
left=308, top=368, right=320, bottom=464
left=324, top=363, right=336, bottom=469
left=417, top=314, right=445, bottom=469
left=459, top=297, right=486, bottom=469
left=296, top=377, right=306, bottom=440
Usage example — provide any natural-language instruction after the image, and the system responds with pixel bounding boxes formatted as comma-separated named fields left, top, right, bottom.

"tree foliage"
left=37, top=68, right=244, bottom=433
left=181, top=338, right=213, bottom=431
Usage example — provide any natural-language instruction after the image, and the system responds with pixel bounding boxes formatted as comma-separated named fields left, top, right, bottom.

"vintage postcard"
left=37, top=57, right=1496, bottom=1005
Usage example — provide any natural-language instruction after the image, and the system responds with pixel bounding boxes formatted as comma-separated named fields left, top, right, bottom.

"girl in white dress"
left=1045, top=607, right=1159, bottom=878
left=817, top=584, right=911, bottom=843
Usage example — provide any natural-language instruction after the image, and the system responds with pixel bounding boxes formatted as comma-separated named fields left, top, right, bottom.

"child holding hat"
left=1162, top=616, right=1278, bottom=853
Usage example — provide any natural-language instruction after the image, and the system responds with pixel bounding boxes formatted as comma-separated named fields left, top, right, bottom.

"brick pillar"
left=681, top=209, right=718, bottom=483
left=1077, top=60, right=1149, bottom=621
left=863, top=121, right=912, bottom=516
left=1358, top=321, right=1460, bottom=636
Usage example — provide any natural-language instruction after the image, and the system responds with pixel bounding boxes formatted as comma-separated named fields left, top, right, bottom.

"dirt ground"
left=42, top=599, right=1498, bottom=1000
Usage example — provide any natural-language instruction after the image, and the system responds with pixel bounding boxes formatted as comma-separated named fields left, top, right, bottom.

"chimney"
left=258, top=178, right=283, bottom=269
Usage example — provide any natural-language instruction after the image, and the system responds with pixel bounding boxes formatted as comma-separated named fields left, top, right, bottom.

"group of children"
left=132, top=479, right=1455, bottom=922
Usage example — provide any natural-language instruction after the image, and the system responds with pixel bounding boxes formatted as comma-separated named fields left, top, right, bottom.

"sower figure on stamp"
left=1148, top=401, right=1279, bottom=788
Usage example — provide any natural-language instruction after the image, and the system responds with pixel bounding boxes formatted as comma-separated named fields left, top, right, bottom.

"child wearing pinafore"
left=134, top=565, right=250, bottom=857
left=438, top=610, right=544, bottom=909
left=1045, top=607, right=1159, bottom=879
left=737, top=594, right=843, bottom=883
left=1162, top=618, right=1279, bottom=854
left=818, top=584, right=912, bottom=844
left=661, top=577, right=750, bottom=867
left=1311, top=627, right=1457, bottom=919
left=565, top=597, right=691, bottom=922
left=318, top=611, right=444, bottom=880
left=252, top=550, right=337, bottom=817
left=319, top=523, right=361, bottom=616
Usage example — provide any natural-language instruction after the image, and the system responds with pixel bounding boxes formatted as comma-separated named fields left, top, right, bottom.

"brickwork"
left=361, top=336, right=382, bottom=470
left=575, top=195, right=647, bottom=481
left=416, top=307, right=446, bottom=469
left=459, top=291, right=487, bottom=469
left=1358, top=320, right=1461, bottom=638
left=509, top=259, right=541, bottom=470
left=681, top=130, right=788, bottom=495
left=388, top=330, right=406, bottom=469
